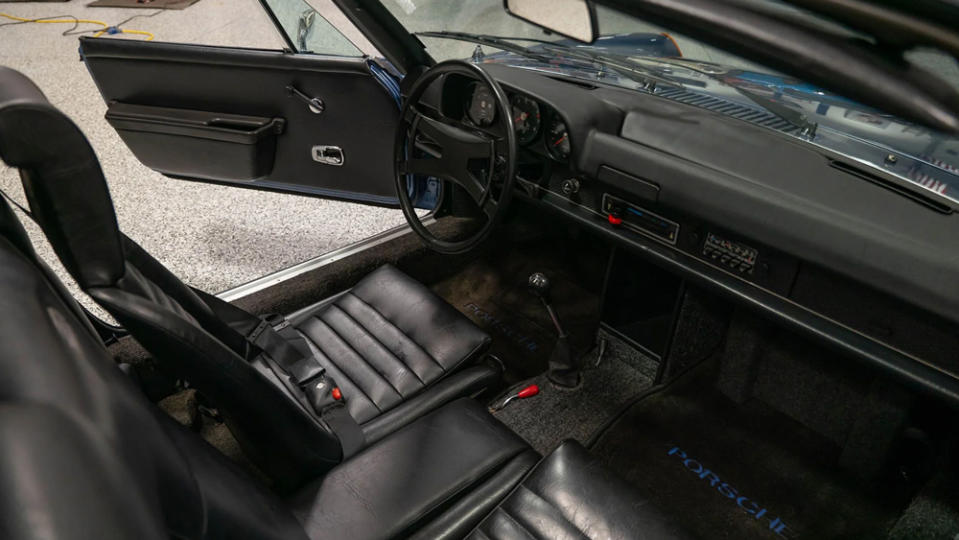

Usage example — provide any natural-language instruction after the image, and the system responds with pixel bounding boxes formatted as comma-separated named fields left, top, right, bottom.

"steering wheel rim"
left=394, top=60, right=517, bottom=255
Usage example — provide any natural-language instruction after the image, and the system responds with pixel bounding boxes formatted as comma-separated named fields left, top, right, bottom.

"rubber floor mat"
left=590, top=362, right=913, bottom=539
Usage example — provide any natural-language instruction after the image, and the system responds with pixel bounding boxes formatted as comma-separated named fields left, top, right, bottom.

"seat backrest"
left=0, top=197, right=308, bottom=540
left=0, top=66, right=341, bottom=489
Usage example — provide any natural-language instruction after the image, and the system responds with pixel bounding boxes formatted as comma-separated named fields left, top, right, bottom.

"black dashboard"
left=428, top=63, right=959, bottom=406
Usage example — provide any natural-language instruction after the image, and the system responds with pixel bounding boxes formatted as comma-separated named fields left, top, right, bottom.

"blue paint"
left=368, top=60, right=438, bottom=210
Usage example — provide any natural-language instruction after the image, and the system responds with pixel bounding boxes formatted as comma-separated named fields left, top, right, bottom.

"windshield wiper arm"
left=414, top=31, right=553, bottom=63
left=536, top=43, right=677, bottom=88
left=415, top=31, right=669, bottom=89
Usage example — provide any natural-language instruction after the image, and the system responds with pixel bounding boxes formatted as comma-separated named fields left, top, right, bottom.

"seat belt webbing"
left=247, top=316, right=366, bottom=457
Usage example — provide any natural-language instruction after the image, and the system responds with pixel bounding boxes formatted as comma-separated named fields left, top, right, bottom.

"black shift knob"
left=528, top=272, right=551, bottom=300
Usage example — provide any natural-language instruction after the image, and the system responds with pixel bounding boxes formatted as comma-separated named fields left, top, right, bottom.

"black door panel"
left=80, top=37, right=401, bottom=205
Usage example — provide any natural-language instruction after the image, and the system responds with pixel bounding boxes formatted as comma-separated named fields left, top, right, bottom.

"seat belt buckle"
left=304, top=374, right=345, bottom=413
left=295, top=364, right=326, bottom=387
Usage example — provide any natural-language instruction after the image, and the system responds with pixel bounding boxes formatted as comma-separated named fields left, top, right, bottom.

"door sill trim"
left=217, top=217, right=431, bottom=302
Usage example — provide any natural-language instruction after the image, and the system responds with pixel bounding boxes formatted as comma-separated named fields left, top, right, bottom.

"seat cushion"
left=468, top=441, right=693, bottom=540
left=289, top=398, right=538, bottom=540
left=291, top=264, right=492, bottom=424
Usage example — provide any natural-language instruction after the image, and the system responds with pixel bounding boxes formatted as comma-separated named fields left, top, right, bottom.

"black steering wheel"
left=394, top=60, right=517, bottom=254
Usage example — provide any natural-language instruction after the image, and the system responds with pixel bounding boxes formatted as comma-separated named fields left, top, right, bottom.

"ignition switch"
left=561, top=178, right=581, bottom=197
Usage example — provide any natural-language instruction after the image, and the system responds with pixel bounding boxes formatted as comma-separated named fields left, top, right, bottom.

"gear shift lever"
left=528, top=272, right=580, bottom=388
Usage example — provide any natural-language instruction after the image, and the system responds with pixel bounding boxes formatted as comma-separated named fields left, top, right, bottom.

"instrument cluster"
left=463, top=81, right=570, bottom=162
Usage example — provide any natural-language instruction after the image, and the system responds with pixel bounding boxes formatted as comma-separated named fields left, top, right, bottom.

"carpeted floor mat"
left=590, top=361, right=913, bottom=539
left=431, top=238, right=603, bottom=384
left=490, top=329, right=658, bottom=455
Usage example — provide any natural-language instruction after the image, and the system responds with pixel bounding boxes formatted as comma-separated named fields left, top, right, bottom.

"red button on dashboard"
left=608, top=214, right=623, bottom=225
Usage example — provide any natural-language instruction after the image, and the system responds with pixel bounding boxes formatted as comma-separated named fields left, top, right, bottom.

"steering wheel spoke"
left=459, top=171, right=489, bottom=202
left=399, top=157, right=449, bottom=180
left=415, top=114, right=492, bottom=159
left=401, top=157, right=486, bottom=201
left=482, top=198, right=499, bottom=220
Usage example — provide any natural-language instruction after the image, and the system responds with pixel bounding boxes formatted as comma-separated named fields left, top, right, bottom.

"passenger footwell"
left=589, top=362, right=913, bottom=539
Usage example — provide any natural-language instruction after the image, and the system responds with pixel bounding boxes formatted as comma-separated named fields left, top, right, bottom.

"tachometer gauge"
left=546, top=115, right=571, bottom=160
left=510, top=94, right=541, bottom=145
left=467, top=83, right=496, bottom=126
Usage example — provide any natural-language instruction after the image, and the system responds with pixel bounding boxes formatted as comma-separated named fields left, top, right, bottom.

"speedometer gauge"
left=510, top=94, right=541, bottom=145
left=546, top=115, right=571, bottom=160
left=467, top=83, right=496, bottom=126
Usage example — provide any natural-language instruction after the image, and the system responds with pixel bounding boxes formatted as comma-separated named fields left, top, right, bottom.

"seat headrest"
left=0, top=66, right=125, bottom=288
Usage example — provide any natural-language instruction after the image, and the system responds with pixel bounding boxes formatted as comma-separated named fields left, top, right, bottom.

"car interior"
left=2, top=0, right=959, bottom=539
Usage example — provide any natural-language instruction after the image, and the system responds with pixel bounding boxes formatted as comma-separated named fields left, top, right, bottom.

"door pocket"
left=105, top=102, right=285, bottom=182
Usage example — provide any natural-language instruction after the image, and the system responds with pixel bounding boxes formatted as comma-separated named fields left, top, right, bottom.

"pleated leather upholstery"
left=467, top=441, right=692, bottom=540
left=294, top=265, right=491, bottom=424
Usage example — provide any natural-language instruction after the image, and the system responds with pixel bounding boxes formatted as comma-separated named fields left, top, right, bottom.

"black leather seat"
left=0, top=197, right=305, bottom=540
left=0, top=195, right=536, bottom=539
left=287, top=264, right=492, bottom=437
left=0, top=193, right=691, bottom=539
left=469, top=441, right=693, bottom=539
left=0, top=65, right=495, bottom=489
left=289, top=398, right=539, bottom=540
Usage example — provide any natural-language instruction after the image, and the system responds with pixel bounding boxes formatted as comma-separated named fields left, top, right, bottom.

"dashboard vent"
left=654, top=87, right=801, bottom=135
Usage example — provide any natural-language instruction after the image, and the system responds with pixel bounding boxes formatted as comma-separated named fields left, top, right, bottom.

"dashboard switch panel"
left=703, top=232, right=758, bottom=275
left=601, top=193, right=679, bottom=244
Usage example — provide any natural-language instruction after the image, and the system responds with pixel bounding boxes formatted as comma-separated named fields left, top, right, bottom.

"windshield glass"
left=382, top=0, right=959, bottom=206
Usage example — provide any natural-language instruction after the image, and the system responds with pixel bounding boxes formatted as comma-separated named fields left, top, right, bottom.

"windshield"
left=388, top=2, right=766, bottom=70
left=382, top=0, right=959, bottom=206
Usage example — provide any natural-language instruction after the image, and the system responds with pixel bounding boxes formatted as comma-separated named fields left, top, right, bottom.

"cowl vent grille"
left=654, top=87, right=801, bottom=134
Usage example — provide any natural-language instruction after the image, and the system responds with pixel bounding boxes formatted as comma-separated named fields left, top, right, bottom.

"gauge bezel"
left=466, top=82, right=496, bottom=127
left=509, top=93, right=542, bottom=146
left=545, top=112, right=571, bottom=161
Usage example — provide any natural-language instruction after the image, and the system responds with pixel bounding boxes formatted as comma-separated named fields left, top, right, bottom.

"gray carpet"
left=491, top=329, right=658, bottom=455
left=590, top=358, right=914, bottom=540
left=888, top=450, right=959, bottom=540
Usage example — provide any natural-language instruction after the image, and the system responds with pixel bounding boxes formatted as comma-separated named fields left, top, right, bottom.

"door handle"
left=312, top=145, right=344, bottom=166
left=287, top=85, right=325, bottom=114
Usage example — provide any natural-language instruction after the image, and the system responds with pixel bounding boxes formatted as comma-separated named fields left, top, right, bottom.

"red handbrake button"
left=608, top=214, right=623, bottom=225
left=331, top=387, right=342, bottom=401
left=517, top=385, right=539, bottom=398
